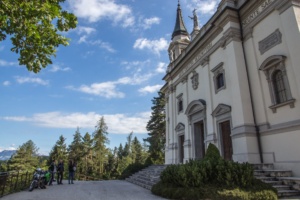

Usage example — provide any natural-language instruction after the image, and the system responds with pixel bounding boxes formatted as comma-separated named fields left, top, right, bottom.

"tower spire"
left=172, top=0, right=189, bottom=40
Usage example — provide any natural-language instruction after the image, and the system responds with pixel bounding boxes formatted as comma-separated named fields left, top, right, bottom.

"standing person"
left=68, top=159, right=75, bottom=184
left=53, top=160, right=57, bottom=182
left=48, top=159, right=56, bottom=186
left=57, top=159, right=64, bottom=185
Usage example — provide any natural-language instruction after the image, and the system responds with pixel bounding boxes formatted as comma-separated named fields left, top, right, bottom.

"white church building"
left=161, top=0, right=300, bottom=176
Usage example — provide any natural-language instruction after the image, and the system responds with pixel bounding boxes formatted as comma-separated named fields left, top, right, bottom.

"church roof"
left=172, top=1, right=189, bottom=40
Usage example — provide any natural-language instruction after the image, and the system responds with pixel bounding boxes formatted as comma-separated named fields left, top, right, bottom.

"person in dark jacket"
left=68, top=159, right=75, bottom=184
left=57, top=160, right=64, bottom=184
left=48, top=159, right=56, bottom=185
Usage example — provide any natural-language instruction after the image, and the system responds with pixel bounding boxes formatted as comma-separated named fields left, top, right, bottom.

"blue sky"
left=0, top=0, right=220, bottom=155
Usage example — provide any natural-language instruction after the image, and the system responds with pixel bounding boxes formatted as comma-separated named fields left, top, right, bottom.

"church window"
left=273, top=70, right=287, bottom=104
left=259, top=55, right=295, bottom=113
left=211, top=62, right=226, bottom=94
left=177, top=93, right=183, bottom=114
left=216, top=73, right=224, bottom=89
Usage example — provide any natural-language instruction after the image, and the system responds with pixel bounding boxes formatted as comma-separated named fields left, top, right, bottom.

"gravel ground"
left=1, top=180, right=167, bottom=200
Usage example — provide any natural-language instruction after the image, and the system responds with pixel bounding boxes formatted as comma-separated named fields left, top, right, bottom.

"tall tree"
left=68, top=127, right=84, bottom=165
left=93, top=117, right=109, bottom=177
left=0, top=0, right=77, bottom=73
left=81, top=132, right=94, bottom=176
left=144, top=92, right=166, bottom=164
left=8, top=140, right=39, bottom=171
left=48, top=135, right=68, bottom=165
left=131, top=136, right=144, bottom=164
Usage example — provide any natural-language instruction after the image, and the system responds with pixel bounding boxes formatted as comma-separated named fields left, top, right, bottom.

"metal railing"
left=0, top=171, right=32, bottom=198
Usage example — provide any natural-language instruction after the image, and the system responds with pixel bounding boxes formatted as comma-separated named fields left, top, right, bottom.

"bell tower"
left=168, top=0, right=190, bottom=63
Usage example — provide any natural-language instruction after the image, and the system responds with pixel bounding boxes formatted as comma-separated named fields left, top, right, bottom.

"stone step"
left=278, top=190, right=300, bottom=197
left=128, top=176, right=157, bottom=186
left=126, top=165, right=167, bottom=190
left=252, top=163, right=274, bottom=170
left=254, top=170, right=293, bottom=177
left=256, top=176, right=277, bottom=181
left=277, top=177, right=300, bottom=191
left=253, top=166, right=300, bottom=199
left=263, top=180, right=284, bottom=185
left=134, top=174, right=160, bottom=182
left=273, top=185, right=291, bottom=191
left=126, top=178, right=152, bottom=190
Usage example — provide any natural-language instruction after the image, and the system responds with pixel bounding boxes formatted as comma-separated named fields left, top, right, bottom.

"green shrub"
left=152, top=180, right=278, bottom=200
left=204, top=143, right=221, bottom=161
left=156, top=143, right=273, bottom=199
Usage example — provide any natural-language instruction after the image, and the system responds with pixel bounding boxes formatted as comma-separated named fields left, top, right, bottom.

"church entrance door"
left=179, top=135, right=185, bottom=163
left=220, top=120, right=233, bottom=161
left=194, top=121, right=205, bottom=159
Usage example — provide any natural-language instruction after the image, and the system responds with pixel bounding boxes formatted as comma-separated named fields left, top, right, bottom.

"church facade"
left=161, top=0, right=300, bottom=176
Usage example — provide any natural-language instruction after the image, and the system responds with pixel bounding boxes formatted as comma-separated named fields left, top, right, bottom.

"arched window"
left=260, top=55, right=295, bottom=113
left=272, top=70, right=287, bottom=104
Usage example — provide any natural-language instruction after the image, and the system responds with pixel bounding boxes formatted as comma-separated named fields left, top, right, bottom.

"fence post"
left=9, top=173, right=13, bottom=193
left=25, top=171, right=28, bottom=189
left=0, top=173, right=8, bottom=197
left=14, top=171, right=19, bottom=191
left=20, top=172, right=24, bottom=189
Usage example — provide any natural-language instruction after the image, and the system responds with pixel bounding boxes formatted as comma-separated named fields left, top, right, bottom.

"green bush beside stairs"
left=152, top=143, right=277, bottom=200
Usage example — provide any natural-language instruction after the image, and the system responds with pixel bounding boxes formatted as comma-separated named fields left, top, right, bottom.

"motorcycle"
left=29, top=168, right=47, bottom=191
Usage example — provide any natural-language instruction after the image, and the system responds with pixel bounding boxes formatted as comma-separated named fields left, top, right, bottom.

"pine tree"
left=93, top=117, right=109, bottom=177
left=8, top=140, right=39, bottom=171
left=132, top=136, right=144, bottom=164
left=144, top=92, right=166, bottom=164
left=82, top=132, right=94, bottom=176
left=48, top=135, right=68, bottom=166
left=68, top=127, right=84, bottom=165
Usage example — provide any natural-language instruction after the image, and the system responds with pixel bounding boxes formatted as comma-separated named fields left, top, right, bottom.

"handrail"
left=0, top=171, right=32, bottom=198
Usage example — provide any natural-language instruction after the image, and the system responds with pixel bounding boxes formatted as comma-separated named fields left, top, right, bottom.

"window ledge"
left=269, top=99, right=295, bottom=113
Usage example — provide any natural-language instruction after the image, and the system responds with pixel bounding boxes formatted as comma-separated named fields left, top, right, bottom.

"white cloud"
left=138, top=85, right=163, bottom=95
left=133, top=38, right=168, bottom=55
left=76, top=26, right=96, bottom=44
left=0, top=59, right=18, bottom=67
left=142, top=17, right=161, bottom=29
left=67, top=81, right=125, bottom=99
left=121, top=60, right=151, bottom=70
left=78, top=35, right=88, bottom=43
left=155, top=62, right=167, bottom=73
left=3, top=81, right=11, bottom=86
left=49, top=64, right=71, bottom=72
left=2, top=116, right=30, bottom=122
left=77, top=26, right=96, bottom=35
left=187, top=0, right=220, bottom=15
left=79, top=37, right=116, bottom=52
left=66, top=74, right=152, bottom=98
left=68, top=0, right=135, bottom=27
left=0, top=144, right=17, bottom=152
left=90, top=40, right=116, bottom=53
left=1, top=111, right=151, bottom=134
left=15, top=76, right=49, bottom=86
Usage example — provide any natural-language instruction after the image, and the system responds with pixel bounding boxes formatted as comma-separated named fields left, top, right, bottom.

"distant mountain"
left=0, top=150, right=16, bottom=161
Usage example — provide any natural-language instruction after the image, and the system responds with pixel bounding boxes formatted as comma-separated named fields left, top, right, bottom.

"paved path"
left=1, top=180, right=167, bottom=200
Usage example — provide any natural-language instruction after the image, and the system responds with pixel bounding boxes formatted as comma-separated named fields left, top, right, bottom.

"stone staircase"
left=253, top=163, right=300, bottom=198
left=125, top=165, right=167, bottom=190
left=126, top=163, right=300, bottom=198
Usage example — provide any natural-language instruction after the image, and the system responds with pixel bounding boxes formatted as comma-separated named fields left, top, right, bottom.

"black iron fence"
left=0, top=171, right=32, bottom=198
